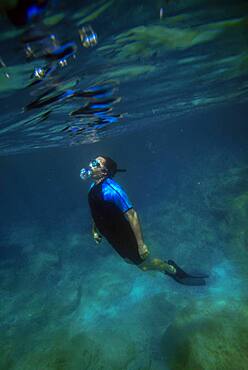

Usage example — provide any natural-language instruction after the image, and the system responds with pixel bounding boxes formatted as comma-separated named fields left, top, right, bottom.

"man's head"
left=89, top=155, right=117, bottom=181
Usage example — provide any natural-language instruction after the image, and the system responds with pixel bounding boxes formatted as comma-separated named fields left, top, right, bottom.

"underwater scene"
left=0, top=0, right=248, bottom=369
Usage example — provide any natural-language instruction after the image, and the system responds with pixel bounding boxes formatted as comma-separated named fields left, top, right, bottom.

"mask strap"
left=116, top=169, right=127, bottom=173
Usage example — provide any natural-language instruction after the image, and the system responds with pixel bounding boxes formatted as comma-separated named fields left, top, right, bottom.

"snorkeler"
left=80, top=156, right=208, bottom=286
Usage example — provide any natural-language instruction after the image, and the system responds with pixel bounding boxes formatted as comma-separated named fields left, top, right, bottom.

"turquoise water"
left=1, top=1, right=248, bottom=369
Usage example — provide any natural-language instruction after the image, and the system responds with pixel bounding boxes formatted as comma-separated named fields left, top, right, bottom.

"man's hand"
left=92, top=221, right=102, bottom=244
left=93, top=230, right=102, bottom=244
left=138, top=243, right=150, bottom=260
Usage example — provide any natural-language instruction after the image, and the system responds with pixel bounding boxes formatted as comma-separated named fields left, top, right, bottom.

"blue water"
left=1, top=1, right=248, bottom=369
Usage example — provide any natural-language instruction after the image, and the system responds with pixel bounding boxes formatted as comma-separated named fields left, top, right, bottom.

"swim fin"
left=165, top=260, right=208, bottom=286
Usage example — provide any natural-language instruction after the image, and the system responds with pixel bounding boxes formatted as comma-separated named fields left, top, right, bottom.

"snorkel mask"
left=80, top=157, right=127, bottom=181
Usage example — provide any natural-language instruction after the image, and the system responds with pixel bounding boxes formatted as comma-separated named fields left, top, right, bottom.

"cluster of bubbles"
left=24, top=25, right=98, bottom=83
left=23, top=23, right=121, bottom=140
left=1, top=0, right=122, bottom=145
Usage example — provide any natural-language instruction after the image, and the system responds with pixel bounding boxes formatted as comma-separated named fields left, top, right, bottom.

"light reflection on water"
left=0, top=0, right=247, bottom=155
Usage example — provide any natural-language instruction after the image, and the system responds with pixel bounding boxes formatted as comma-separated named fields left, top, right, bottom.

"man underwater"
left=80, top=156, right=208, bottom=286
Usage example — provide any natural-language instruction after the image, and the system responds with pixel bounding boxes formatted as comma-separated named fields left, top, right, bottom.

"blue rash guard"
left=88, top=178, right=143, bottom=265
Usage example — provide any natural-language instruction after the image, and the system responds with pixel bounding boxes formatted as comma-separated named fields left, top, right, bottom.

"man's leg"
left=136, top=256, right=208, bottom=286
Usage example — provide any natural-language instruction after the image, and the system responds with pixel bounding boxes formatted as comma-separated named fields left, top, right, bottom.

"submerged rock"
left=161, top=299, right=248, bottom=370
left=205, top=166, right=248, bottom=275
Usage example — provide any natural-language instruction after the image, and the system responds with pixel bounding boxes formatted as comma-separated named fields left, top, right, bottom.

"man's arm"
left=124, top=208, right=149, bottom=259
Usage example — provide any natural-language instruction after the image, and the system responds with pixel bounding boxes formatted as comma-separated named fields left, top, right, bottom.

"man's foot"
left=165, top=260, right=208, bottom=286
left=166, top=263, right=176, bottom=274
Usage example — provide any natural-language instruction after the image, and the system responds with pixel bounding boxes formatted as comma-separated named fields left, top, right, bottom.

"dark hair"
left=101, top=156, right=118, bottom=178
left=100, top=156, right=127, bottom=178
